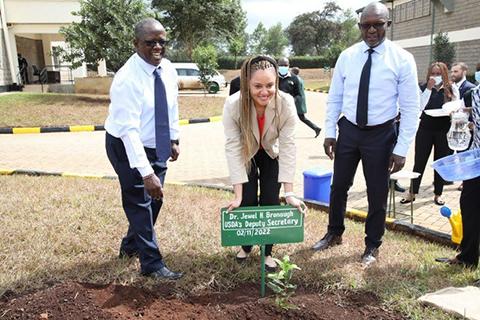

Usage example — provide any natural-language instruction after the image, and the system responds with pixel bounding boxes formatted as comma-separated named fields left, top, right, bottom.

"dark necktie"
left=154, top=68, right=171, bottom=162
left=356, top=48, right=374, bottom=128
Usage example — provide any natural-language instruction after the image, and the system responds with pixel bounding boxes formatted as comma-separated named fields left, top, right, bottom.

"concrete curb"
left=1, top=168, right=453, bottom=247
left=0, top=116, right=222, bottom=134
left=305, top=88, right=329, bottom=94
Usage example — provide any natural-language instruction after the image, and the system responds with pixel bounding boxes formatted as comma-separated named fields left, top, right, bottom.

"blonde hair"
left=238, top=55, right=279, bottom=169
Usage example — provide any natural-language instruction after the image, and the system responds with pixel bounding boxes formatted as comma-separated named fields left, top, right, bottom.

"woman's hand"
left=286, top=196, right=307, bottom=214
left=427, top=77, right=435, bottom=90
left=226, top=197, right=242, bottom=212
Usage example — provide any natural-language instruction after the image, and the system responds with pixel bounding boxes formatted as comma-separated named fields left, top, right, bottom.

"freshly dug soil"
left=0, top=282, right=405, bottom=319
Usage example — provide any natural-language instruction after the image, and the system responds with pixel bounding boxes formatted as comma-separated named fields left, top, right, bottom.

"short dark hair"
left=134, top=18, right=163, bottom=40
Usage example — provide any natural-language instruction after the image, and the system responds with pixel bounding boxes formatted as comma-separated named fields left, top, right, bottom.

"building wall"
left=0, top=31, right=12, bottom=88
left=405, top=39, right=480, bottom=82
left=4, top=0, right=80, bottom=24
left=388, top=0, right=480, bottom=76
left=16, top=36, right=45, bottom=84
left=392, top=0, right=480, bottom=41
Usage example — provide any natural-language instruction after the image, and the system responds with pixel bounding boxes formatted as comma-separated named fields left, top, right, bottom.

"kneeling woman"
left=223, top=55, right=306, bottom=271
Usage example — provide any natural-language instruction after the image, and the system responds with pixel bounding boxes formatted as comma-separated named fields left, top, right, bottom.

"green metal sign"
left=221, top=205, right=304, bottom=247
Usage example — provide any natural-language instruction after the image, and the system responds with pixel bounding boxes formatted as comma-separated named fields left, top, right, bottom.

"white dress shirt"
left=325, top=39, right=420, bottom=157
left=420, top=83, right=459, bottom=111
left=105, top=53, right=179, bottom=177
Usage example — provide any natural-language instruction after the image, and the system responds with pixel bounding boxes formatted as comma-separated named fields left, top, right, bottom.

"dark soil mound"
left=0, top=282, right=405, bottom=319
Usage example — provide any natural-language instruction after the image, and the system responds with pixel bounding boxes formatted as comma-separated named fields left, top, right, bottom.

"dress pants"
left=298, top=113, right=321, bottom=132
left=105, top=133, right=166, bottom=274
left=456, top=176, right=480, bottom=267
left=328, top=117, right=396, bottom=248
left=241, top=149, right=281, bottom=256
left=411, top=126, right=450, bottom=195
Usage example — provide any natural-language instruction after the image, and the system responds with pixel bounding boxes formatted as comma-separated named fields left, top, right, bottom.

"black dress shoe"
left=143, top=266, right=184, bottom=280
left=361, top=247, right=379, bottom=267
left=435, top=257, right=476, bottom=269
left=473, top=279, right=480, bottom=287
left=314, top=128, right=322, bottom=138
left=393, top=181, right=406, bottom=193
left=312, top=233, right=342, bottom=251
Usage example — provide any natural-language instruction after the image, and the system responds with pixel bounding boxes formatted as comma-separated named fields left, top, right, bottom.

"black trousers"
left=411, top=126, right=450, bottom=195
left=298, top=113, right=320, bottom=132
left=105, top=133, right=167, bottom=274
left=328, top=117, right=396, bottom=248
left=241, top=149, right=281, bottom=256
left=456, top=176, right=480, bottom=267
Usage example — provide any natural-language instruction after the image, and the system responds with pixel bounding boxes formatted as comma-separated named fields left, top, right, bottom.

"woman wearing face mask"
left=223, top=55, right=307, bottom=272
left=401, top=62, right=459, bottom=205
left=475, top=63, right=480, bottom=85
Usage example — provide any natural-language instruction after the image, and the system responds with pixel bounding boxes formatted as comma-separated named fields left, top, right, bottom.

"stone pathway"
left=0, top=90, right=460, bottom=235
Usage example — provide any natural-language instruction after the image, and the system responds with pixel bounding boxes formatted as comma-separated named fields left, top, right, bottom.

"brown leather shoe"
left=312, top=233, right=342, bottom=251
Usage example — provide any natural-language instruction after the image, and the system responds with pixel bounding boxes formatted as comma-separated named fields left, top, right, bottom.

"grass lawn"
left=0, top=92, right=225, bottom=127
left=1, top=175, right=478, bottom=319
left=304, top=80, right=330, bottom=92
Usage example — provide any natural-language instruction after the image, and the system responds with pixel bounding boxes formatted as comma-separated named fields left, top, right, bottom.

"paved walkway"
left=0, top=90, right=461, bottom=235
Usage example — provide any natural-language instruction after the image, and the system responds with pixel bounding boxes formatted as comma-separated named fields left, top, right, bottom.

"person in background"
left=311, top=2, right=420, bottom=267
left=401, top=62, right=459, bottom=206
left=278, top=58, right=322, bottom=138
left=104, top=18, right=183, bottom=280
left=451, top=62, right=475, bottom=99
left=223, top=55, right=306, bottom=272
left=435, top=85, right=480, bottom=277
left=451, top=62, right=476, bottom=191
left=17, top=54, right=29, bottom=85
left=290, top=66, right=323, bottom=138
left=229, top=75, right=240, bottom=95
left=475, top=63, right=480, bottom=85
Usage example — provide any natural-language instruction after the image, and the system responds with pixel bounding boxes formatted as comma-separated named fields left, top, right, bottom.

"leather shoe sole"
left=312, top=234, right=342, bottom=251
left=143, top=266, right=183, bottom=280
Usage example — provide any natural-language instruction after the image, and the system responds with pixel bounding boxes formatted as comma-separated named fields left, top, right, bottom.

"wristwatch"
left=171, top=139, right=179, bottom=145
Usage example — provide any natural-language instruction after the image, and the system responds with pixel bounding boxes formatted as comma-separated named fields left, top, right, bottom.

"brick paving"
left=0, top=90, right=460, bottom=235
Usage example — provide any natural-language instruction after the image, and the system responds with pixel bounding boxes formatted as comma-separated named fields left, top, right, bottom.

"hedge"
left=217, top=55, right=336, bottom=70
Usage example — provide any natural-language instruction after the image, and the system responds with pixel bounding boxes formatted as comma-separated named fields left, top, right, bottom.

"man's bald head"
left=134, top=18, right=164, bottom=40
left=361, top=2, right=389, bottom=22
left=359, top=2, right=391, bottom=48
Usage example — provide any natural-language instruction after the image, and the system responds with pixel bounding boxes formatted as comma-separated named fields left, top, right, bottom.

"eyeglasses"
left=358, top=22, right=389, bottom=30
left=143, top=39, right=169, bottom=47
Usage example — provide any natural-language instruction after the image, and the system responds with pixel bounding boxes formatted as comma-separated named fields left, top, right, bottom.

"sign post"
left=221, top=205, right=304, bottom=297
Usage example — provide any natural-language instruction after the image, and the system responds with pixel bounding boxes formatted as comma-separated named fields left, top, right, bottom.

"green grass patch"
left=304, top=80, right=330, bottom=92
left=0, top=175, right=477, bottom=318
left=0, top=93, right=224, bottom=127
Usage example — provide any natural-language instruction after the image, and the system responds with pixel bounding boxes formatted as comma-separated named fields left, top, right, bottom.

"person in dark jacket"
left=278, top=58, right=321, bottom=138
left=451, top=62, right=475, bottom=99
left=401, top=62, right=459, bottom=206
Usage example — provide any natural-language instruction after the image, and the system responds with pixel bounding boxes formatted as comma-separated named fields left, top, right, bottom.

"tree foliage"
left=286, top=1, right=342, bottom=55
left=191, top=44, right=218, bottom=93
left=248, top=22, right=268, bottom=54
left=55, top=0, right=150, bottom=72
left=152, top=0, right=246, bottom=59
left=248, top=22, right=288, bottom=56
left=228, top=35, right=247, bottom=69
left=264, top=23, right=289, bottom=56
left=433, top=32, right=456, bottom=68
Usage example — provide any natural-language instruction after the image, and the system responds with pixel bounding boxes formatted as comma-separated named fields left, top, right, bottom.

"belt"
left=346, top=117, right=395, bottom=130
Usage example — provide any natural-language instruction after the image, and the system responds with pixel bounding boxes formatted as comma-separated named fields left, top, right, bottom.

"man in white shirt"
left=311, top=2, right=420, bottom=266
left=104, top=18, right=182, bottom=280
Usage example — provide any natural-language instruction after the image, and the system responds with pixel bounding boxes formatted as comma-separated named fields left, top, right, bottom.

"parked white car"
left=172, top=62, right=226, bottom=93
